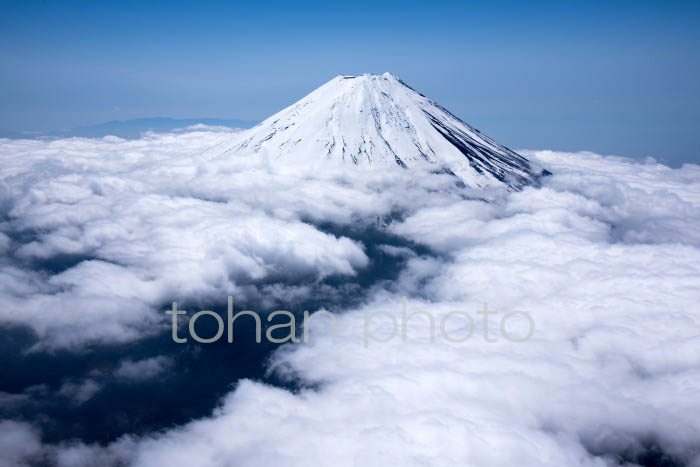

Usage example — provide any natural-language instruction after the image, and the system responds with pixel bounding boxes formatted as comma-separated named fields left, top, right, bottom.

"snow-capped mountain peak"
left=205, top=73, right=548, bottom=189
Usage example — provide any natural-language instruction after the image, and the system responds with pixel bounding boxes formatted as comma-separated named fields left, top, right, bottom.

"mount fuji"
left=204, top=73, right=549, bottom=189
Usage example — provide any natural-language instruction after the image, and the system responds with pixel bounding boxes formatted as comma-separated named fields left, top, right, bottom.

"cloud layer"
left=1, top=130, right=699, bottom=466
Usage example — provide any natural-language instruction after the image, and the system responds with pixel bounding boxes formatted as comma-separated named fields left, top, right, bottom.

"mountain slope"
left=204, top=73, right=548, bottom=189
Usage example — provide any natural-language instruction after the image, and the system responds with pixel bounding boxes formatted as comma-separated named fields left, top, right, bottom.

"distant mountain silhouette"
left=0, top=117, right=258, bottom=140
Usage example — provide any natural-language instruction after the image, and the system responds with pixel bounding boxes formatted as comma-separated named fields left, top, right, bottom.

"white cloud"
left=1, top=132, right=700, bottom=466
left=0, top=131, right=383, bottom=348
left=113, top=150, right=700, bottom=466
left=57, top=379, right=101, bottom=406
left=0, top=420, right=43, bottom=467
left=114, top=356, right=172, bottom=381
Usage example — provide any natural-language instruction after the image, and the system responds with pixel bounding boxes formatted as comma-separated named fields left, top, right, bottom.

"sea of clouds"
left=1, top=128, right=699, bottom=466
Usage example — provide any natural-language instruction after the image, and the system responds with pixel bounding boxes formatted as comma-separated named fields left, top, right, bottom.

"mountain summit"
left=207, top=73, right=548, bottom=189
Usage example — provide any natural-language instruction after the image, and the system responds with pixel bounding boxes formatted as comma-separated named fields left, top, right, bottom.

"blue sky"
left=1, top=0, right=699, bottom=165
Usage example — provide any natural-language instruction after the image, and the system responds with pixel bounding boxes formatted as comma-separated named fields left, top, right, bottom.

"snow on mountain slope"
left=204, top=73, right=549, bottom=189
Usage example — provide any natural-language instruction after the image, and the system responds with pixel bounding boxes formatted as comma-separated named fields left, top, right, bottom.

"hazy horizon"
left=2, top=1, right=699, bottom=166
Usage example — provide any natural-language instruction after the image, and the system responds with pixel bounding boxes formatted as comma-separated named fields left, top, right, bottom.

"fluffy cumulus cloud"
left=0, top=131, right=378, bottom=348
left=1, top=130, right=699, bottom=466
